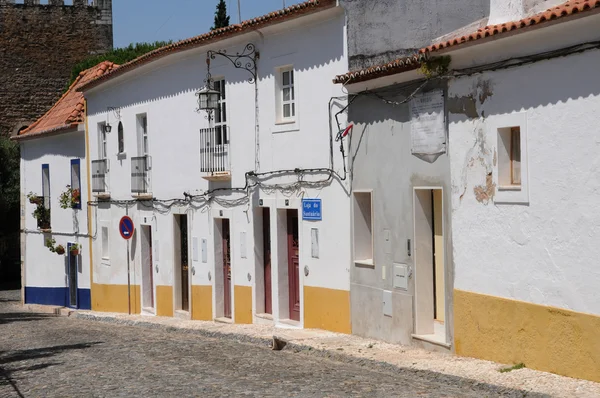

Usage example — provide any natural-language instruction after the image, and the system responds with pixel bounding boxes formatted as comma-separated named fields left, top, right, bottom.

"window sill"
left=38, top=228, right=52, bottom=233
left=94, top=192, right=111, bottom=200
left=272, top=120, right=299, bottom=134
left=132, top=193, right=153, bottom=200
left=355, top=259, right=374, bottom=268
left=101, top=258, right=110, bottom=266
left=498, top=185, right=522, bottom=191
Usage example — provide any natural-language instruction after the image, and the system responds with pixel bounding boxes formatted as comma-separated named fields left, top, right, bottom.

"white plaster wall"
left=448, top=48, right=600, bottom=316
left=20, top=131, right=90, bottom=289
left=488, top=0, right=564, bottom=25
left=84, top=9, right=350, bottom=322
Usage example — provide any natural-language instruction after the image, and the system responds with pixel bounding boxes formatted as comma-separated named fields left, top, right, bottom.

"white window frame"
left=275, top=66, right=296, bottom=124
left=98, top=122, right=107, bottom=160
left=213, top=78, right=228, bottom=145
left=352, top=190, right=374, bottom=267
left=493, top=112, right=529, bottom=204
left=137, top=113, right=149, bottom=157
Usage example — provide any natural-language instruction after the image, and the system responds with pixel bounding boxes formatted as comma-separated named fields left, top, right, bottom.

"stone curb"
left=71, top=312, right=540, bottom=398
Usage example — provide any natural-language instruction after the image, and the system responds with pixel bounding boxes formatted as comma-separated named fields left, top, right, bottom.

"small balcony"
left=91, top=159, right=110, bottom=198
left=200, top=126, right=231, bottom=181
left=131, top=155, right=152, bottom=199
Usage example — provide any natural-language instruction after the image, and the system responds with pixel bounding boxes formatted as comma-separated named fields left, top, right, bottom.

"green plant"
left=70, top=243, right=81, bottom=256
left=33, top=202, right=51, bottom=230
left=59, top=185, right=81, bottom=209
left=420, top=56, right=452, bottom=79
left=27, top=192, right=43, bottom=205
left=211, top=0, right=230, bottom=30
left=499, top=363, right=525, bottom=373
left=45, top=238, right=56, bottom=252
left=55, top=245, right=65, bottom=255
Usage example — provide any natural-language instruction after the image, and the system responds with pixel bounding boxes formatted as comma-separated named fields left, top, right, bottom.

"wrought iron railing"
left=200, top=127, right=230, bottom=174
left=131, top=155, right=151, bottom=194
left=91, top=159, right=109, bottom=193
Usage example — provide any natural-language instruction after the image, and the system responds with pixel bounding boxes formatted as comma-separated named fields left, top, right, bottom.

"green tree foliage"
left=67, top=41, right=172, bottom=89
left=211, top=0, right=230, bottom=30
left=0, top=135, right=20, bottom=260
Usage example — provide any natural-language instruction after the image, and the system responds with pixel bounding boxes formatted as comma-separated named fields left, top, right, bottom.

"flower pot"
left=55, top=246, right=65, bottom=255
left=71, top=249, right=79, bottom=256
left=30, top=198, right=42, bottom=205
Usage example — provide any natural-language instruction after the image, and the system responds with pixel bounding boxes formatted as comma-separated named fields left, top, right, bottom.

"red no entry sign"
left=119, top=216, right=134, bottom=240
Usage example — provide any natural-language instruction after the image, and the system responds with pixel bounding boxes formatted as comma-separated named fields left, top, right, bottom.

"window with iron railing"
left=92, top=159, right=109, bottom=193
left=131, top=155, right=151, bottom=194
left=200, top=127, right=230, bottom=174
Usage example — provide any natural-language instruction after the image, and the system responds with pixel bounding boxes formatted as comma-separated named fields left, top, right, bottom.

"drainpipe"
left=84, top=100, right=95, bottom=310
left=254, top=30, right=264, bottom=172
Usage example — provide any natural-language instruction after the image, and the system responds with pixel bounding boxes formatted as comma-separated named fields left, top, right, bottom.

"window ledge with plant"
left=59, top=185, right=81, bottom=209
left=28, top=192, right=51, bottom=231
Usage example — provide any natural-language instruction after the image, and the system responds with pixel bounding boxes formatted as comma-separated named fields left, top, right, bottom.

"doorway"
left=263, top=208, right=272, bottom=315
left=141, top=225, right=155, bottom=312
left=222, top=219, right=232, bottom=319
left=287, top=210, right=300, bottom=322
left=174, top=214, right=190, bottom=312
left=414, top=188, right=446, bottom=342
left=67, top=243, right=78, bottom=308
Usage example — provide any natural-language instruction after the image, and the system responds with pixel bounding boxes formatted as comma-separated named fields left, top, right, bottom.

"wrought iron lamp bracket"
left=207, top=43, right=259, bottom=84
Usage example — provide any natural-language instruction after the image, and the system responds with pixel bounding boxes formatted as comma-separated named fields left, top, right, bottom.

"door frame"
left=67, top=242, right=78, bottom=309
left=213, top=210, right=234, bottom=320
left=173, top=213, right=191, bottom=313
left=140, top=223, right=156, bottom=315
left=412, top=186, right=447, bottom=342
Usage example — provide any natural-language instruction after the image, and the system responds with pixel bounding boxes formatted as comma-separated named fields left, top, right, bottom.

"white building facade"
left=82, top=1, right=352, bottom=332
left=335, top=0, right=600, bottom=382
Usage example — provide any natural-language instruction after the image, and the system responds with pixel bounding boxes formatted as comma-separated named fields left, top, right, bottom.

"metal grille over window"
left=92, top=159, right=109, bottom=193
left=131, top=155, right=151, bottom=194
left=200, top=127, right=230, bottom=173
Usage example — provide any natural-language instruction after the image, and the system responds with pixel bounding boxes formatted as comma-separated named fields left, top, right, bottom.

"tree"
left=211, top=0, right=230, bottom=30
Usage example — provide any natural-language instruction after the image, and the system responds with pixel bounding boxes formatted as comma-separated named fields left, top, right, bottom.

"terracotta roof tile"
left=334, top=0, right=600, bottom=85
left=14, top=61, right=117, bottom=140
left=78, top=0, right=336, bottom=92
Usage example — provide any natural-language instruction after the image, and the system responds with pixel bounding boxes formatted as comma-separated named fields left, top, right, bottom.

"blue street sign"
left=119, top=216, right=135, bottom=240
left=302, top=199, right=322, bottom=221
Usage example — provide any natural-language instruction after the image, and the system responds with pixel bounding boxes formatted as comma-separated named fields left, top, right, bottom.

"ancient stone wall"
left=0, top=0, right=112, bottom=136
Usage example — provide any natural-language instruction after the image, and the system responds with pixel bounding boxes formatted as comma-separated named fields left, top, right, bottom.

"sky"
left=113, top=0, right=305, bottom=48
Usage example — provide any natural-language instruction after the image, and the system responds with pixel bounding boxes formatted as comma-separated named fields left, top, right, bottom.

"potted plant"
left=27, top=192, right=43, bottom=205
left=70, top=243, right=81, bottom=256
left=34, top=204, right=51, bottom=230
left=55, top=245, right=65, bottom=255
left=59, top=185, right=81, bottom=209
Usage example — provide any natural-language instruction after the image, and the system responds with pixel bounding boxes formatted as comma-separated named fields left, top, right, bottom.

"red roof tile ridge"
left=15, top=61, right=118, bottom=140
left=78, top=0, right=336, bottom=92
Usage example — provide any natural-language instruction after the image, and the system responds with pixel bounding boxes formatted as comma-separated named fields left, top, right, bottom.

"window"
left=276, top=67, right=296, bottom=122
left=494, top=112, right=529, bottom=204
left=98, top=122, right=107, bottom=159
left=70, top=159, right=81, bottom=210
left=118, top=121, right=124, bottom=154
left=101, top=225, right=109, bottom=261
left=498, top=127, right=521, bottom=187
left=213, top=79, right=228, bottom=145
left=353, top=191, right=373, bottom=266
left=40, top=164, right=51, bottom=229
left=137, top=114, right=148, bottom=156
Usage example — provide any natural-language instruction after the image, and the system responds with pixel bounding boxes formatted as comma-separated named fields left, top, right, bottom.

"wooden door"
left=141, top=226, right=154, bottom=309
left=180, top=215, right=189, bottom=312
left=67, top=244, right=78, bottom=308
left=223, top=219, right=232, bottom=319
left=263, top=209, right=272, bottom=314
left=287, top=210, right=300, bottom=321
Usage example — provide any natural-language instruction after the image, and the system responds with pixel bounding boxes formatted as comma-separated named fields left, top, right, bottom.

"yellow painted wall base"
left=91, top=283, right=140, bottom=314
left=234, top=285, right=253, bottom=324
left=191, top=285, right=213, bottom=321
left=304, top=286, right=351, bottom=334
left=156, top=285, right=173, bottom=317
left=454, top=289, right=600, bottom=382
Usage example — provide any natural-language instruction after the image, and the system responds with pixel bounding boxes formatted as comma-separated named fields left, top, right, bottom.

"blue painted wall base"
left=25, top=286, right=91, bottom=310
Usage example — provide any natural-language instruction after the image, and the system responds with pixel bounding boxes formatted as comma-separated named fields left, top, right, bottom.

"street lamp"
left=196, top=85, right=221, bottom=113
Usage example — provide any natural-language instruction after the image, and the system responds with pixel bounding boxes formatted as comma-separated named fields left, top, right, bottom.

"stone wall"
left=0, top=0, right=112, bottom=136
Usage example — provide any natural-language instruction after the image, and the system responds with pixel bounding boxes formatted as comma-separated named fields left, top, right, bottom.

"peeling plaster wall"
left=348, top=82, right=454, bottom=345
left=448, top=48, right=600, bottom=316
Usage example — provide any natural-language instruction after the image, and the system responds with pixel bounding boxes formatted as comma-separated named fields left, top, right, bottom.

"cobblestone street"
left=0, top=290, right=538, bottom=397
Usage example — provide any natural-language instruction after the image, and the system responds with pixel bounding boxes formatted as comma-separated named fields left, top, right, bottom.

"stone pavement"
left=0, top=290, right=595, bottom=397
